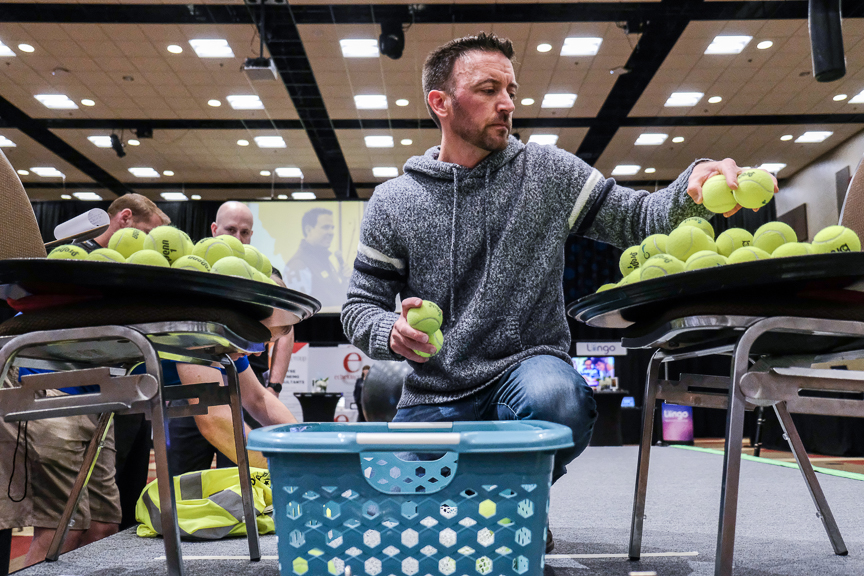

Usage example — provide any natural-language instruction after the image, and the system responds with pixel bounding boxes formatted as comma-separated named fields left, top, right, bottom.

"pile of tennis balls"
left=597, top=217, right=862, bottom=293
left=407, top=300, right=445, bottom=358
left=47, top=226, right=276, bottom=285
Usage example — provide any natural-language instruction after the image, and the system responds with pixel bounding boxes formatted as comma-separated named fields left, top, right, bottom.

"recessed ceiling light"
left=0, top=136, right=16, bottom=147
left=849, top=90, right=864, bottom=103
left=31, top=167, right=64, bottom=178
left=189, top=39, right=234, bottom=58
left=365, top=135, right=394, bottom=148
left=88, top=136, right=112, bottom=148
left=373, top=167, right=398, bottom=178
left=780, top=134, right=793, bottom=141
left=17, top=169, right=29, bottom=175
left=395, top=99, right=409, bottom=107
left=758, top=163, right=786, bottom=173
left=756, top=40, right=773, bottom=50
left=191, top=194, right=202, bottom=200
left=340, top=39, right=379, bottom=58
left=260, top=170, right=271, bottom=176
left=17, top=44, right=34, bottom=53
left=528, top=134, right=558, bottom=146
left=521, top=98, right=535, bottom=106
left=73, top=192, right=102, bottom=201
left=226, top=95, right=263, bottom=110
left=705, top=35, right=752, bottom=55
left=708, top=96, right=722, bottom=104
left=401, top=139, right=413, bottom=146
left=672, top=136, right=685, bottom=143
left=354, top=95, right=387, bottom=110
left=645, top=168, right=656, bottom=174
left=0, top=42, right=14, bottom=57
left=80, top=99, right=95, bottom=106
left=237, top=139, right=249, bottom=146
left=61, top=194, right=72, bottom=200
left=160, top=192, right=187, bottom=201
left=35, top=94, right=78, bottom=109
left=128, top=167, right=160, bottom=178
left=665, top=92, right=703, bottom=107
left=163, top=170, right=174, bottom=176
left=167, top=45, right=183, bottom=54
left=611, top=165, right=641, bottom=176
left=292, top=191, right=317, bottom=200
left=795, top=131, right=832, bottom=143
left=277, top=194, right=288, bottom=200
left=537, top=43, right=552, bottom=53
left=276, top=167, right=304, bottom=178
left=254, top=136, right=286, bottom=148
left=561, top=37, right=602, bottom=56
left=127, top=139, right=140, bottom=146
left=635, top=133, right=668, bottom=146
left=834, top=94, right=848, bottom=101
left=541, top=93, right=577, bottom=109
left=207, top=99, right=221, bottom=107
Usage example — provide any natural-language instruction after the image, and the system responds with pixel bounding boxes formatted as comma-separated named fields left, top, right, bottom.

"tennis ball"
left=126, top=250, right=170, bottom=267
left=143, top=226, right=191, bottom=265
left=678, top=216, right=715, bottom=240
left=172, top=254, right=211, bottom=272
left=596, top=283, right=617, bottom=293
left=192, top=238, right=234, bottom=267
left=812, top=225, right=862, bottom=253
left=407, top=300, right=443, bottom=333
left=619, top=270, right=641, bottom=285
left=640, top=234, right=668, bottom=261
left=87, top=248, right=125, bottom=263
left=217, top=235, right=245, bottom=258
left=727, top=246, right=772, bottom=264
left=47, top=244, right=88, bottom=260
left=772, top=242, right=814, bottom=258
left=640, top=254, right=685, bottom=280
left=619, top=246, right=642, bottom=276
left=416, top=329, right=444, bottom=358
left=252, top=270, right=277, bottom=285
left=752, top=222, right=797, bottom=254
left=108, top=227, right=147, bottom=258
left=701, top=174, right=738, bottom=214
left=715, top=228, right=754, bottom=257
left=666, top=226, right=717, bottom=261
left=734, top=169, right=774, bottom=209
left=211, top=256, right=256, bottom=280
left=685, top=250, right=727, bottom=271
left=243, top=245, right=266, bottom=273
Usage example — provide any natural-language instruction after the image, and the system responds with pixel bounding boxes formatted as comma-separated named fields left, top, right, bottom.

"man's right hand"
left=390, top=297, right=438, bottom=363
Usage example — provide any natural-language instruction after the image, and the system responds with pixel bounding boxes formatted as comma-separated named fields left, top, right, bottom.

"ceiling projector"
left=243, top=57, right=278, bottom=82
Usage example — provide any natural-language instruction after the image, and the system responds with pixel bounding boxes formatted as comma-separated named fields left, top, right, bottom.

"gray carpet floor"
left=16, top=445, right=864, bottom=575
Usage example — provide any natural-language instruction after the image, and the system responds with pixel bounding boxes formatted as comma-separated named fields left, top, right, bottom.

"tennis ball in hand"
left=144, top=226, right=191, bottom=265
left=677, top=216, right=715, bottom=240
left=772, top=242, right=813, bottom=258
left=727, top=246, right=772, bottom=264
left=416, top=329, right=444, bottom=358
left=47, top=244, right=88, bottom=260
left=685, top=250, right=727, bottom=271
left=812, top=225, right=862, bottom=253
left=108, top=227, right=147, bottom=258
left=640, top=234, right=668, bottom=261
left=734, top=169, right=774, bottom=209
left=666, top=226, right=717, bottom=262
left=715, top=228, right=754, bottom=257
left=211, top=256, right=256, bottom=280
left=193, top=238, right=234, bottom=266
left=126, top=250, right=170, bottom=267
left=640, top=254, right=685, bottom=280
left=701, top=174, right=738, bottom=214
left=406, top=300, right=443, bottom=333
left=217, top=234, right=245, bottom=258
left=752, top=222, right=797, bottom=254
left=87, top=248, right=125, bottom=263
left=619, top=246, right=642, bottom=276
left=172, top=254, right=211, bottom=272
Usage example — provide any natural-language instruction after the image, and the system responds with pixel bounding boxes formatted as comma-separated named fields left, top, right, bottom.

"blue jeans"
left=392, top=355, right=597, bottom=482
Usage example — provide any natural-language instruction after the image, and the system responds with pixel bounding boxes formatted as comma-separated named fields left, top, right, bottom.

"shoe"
left=545, top=526, right=555, bottom=553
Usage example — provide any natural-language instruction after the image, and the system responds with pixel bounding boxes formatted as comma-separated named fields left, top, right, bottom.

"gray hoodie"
left=341, top=136, right=712, bottom=408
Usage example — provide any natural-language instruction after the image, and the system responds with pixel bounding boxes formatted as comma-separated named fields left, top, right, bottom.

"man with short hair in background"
left=284, top=207, right=346, bottom=309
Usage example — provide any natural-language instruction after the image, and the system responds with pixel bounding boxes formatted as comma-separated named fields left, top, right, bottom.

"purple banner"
left=661, top=403, right=694, bottom=443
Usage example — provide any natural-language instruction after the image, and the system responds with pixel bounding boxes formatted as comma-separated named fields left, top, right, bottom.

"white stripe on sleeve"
left=568, top=169, right=603, bottom=229
left=357, top=242, right=406, bottom=270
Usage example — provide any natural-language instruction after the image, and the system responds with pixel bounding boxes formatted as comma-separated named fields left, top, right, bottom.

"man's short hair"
left=301, top=207, right=333, bottom=237
left=107, top=193, right=170, bottom=225
left=422, top=32, right=515, bottom=129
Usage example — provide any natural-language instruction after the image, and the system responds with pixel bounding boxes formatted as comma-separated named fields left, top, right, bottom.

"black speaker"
left=809, top=0, right=846, bottom=82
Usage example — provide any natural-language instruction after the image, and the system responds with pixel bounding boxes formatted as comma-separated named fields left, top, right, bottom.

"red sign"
left=343, top=352, right=363, bottom=373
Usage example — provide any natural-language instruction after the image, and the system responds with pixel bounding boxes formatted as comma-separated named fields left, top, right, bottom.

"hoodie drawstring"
left=479, top=166, right=493, bottom=300
left=449, top=168, right=459, bottom=317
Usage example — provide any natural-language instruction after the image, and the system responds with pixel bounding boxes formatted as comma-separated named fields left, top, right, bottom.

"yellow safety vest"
left=136, top=467, right=275, bottom=539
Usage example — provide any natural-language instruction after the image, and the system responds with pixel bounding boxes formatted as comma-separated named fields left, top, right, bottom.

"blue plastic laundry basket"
left=247, top=421, right=573, bottom=576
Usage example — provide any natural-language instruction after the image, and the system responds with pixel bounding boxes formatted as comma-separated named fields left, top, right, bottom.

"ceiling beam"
left=22, top=181, right=378, bottom=190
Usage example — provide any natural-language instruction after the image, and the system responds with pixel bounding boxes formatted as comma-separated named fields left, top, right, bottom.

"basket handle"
left=357, top=432, right=460, bottom=447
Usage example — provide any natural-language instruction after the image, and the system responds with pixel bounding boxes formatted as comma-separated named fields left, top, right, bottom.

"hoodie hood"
left=403, top=135, right=525, bottom=181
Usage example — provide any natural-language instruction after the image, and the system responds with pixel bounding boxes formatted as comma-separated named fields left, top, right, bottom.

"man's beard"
left=451, top=100, right=511, bottom=152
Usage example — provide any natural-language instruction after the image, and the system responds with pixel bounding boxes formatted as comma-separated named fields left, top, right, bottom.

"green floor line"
left=670, top=444, right=864, bottom=482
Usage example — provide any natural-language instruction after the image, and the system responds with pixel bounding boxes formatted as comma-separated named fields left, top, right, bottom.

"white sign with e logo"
left=575, top=341, right=626, bottom=356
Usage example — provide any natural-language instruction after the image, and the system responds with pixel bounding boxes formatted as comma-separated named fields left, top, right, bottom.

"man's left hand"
left=687, top=158, right=779, bottom=217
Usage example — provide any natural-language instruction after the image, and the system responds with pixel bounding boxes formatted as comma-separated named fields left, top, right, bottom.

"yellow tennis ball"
left=619, top=246, right=642, bottom=276
left=596, top=283, right=617, bottom=293
left=108, top=227, right=147, bottom=258
left=734, top=169, right=774, bottom=209
left=685, top=250, right=727, bottom=271
left=701, top=174, right=738, bottom=214
left=812, top=225, right=862, bottom=253
left=87, top=248, right=125, bottom=263
left=416, top=329, right=444, bottom=358
left=666, top=226, right=717, bottom=261
left=772, top=242, right=814, bottom=258
left=715, top=228, right=754, bottom=257
left=172, top=254, right=211, bottom=272
left=677, top=216, right=715, bottom=240
left=252, top=269, right=277, bottom=285
left=752, top=222, right=797, bottom=254
left=640, top=254, right=685, bottom=280
left=126, top=250, right=170, bottom=267
left=217, top=234, right=245, bottom=258
left=192, top=238, right=234, bottom=266
left=407, top=300, right=443, bottom=333
left=211, top=256, right=256, bottom=280
left=47, top=244, right=88, bottom=260
left=143, top=226, right=191, bottom=265
left=619, top=270, right=641, bottom=285
left=727, top=246, right=772, bottom=264
left=640, top=234, right=668, bottom=261
left=243, top=245, right=266, bottom=272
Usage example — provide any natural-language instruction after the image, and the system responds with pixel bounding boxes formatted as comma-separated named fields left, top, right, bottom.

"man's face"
left=445, top=51, right=517, bottom=153
left=129, top=213, right=164, bottom=234
left=213, top=212, right=254, bottom=244
left=306, top=214, right=334, bottom=248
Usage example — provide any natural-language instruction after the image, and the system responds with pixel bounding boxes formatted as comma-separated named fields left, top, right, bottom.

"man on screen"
left=284, top=207, right=346, bottom=309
